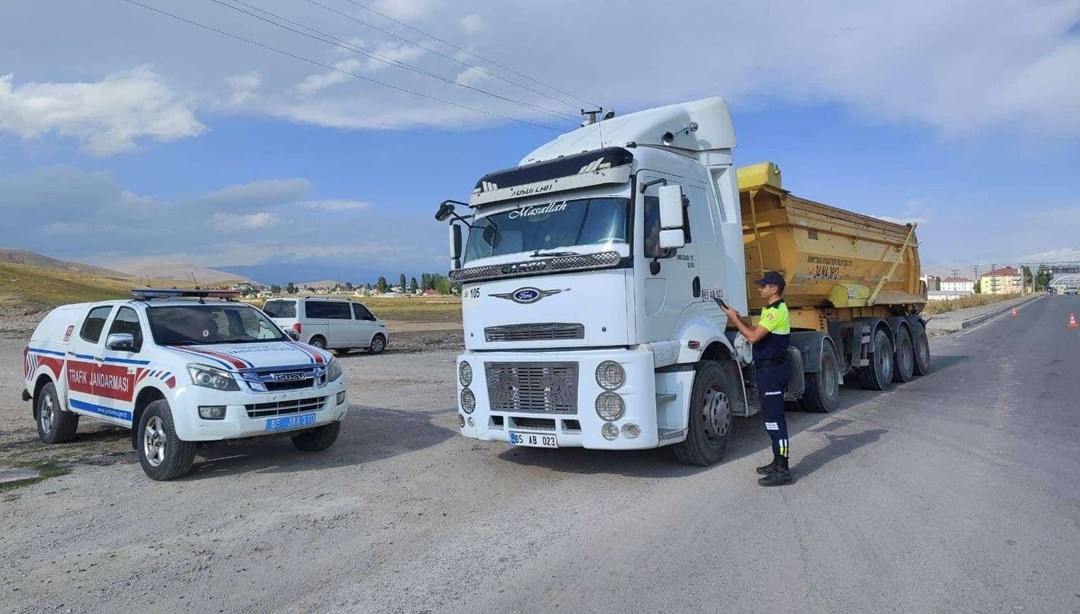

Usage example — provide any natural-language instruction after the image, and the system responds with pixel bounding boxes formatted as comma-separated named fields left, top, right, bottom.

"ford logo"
left=490, top=287, right=568, bottom=304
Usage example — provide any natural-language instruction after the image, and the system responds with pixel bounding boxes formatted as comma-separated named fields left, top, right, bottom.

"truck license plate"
left=509, top=432, right=558, bottom=448
left=265, top=412, right=317, bottom=431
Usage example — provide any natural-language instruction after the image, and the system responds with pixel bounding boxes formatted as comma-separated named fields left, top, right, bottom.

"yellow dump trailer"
left=734, top=162, right=931, bottom=408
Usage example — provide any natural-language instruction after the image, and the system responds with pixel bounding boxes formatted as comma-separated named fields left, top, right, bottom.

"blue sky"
left=1, top=0, right=1078, bottom=284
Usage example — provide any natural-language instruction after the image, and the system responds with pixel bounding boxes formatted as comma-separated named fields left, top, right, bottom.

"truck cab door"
left=639, top=173, right=701, bottom=342
left=65, top=305, right=114, bottom=419
left=96, top=306, right=149, bottom=425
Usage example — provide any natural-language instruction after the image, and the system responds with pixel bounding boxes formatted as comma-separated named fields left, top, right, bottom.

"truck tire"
left=801, top=341, right=840, bottom=413
left=369, top=334, right=386, bottom=354
left=291, top=421, right=341, bottom=452
left=912, top=321, right=932, bottom=376
left=36, top=382, right=79, bottom=444
left=892, top=326, right=915, bottom=383
left=673, top=361, right=739, bottom=467
left=858, top=329, right=895, bottom=391
left=137, top=399, right=196, bottom=481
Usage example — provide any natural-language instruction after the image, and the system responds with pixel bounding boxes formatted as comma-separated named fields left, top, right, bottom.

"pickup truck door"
left=65, top=305, right=118, bottom=422
left=95, top=306, right=153, bottom=425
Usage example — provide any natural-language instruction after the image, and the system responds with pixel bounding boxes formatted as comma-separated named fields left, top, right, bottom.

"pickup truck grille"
left=484, top=323, right=584, bottom=342
left=238, top=366, right=325, bottom=392
left=485, top=362, right=578, bottom=414
left=245, top=396, right=328, bottom=418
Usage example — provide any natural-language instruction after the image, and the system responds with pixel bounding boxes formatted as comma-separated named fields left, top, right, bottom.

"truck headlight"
left=595, top=361, right=625, bottom=390
left=326, top=357, right=343, bottom=382
left=187, top=364, right=240, bottom=391
left=460, top=388, right=476, bottom=414
left=595, top=392, right=625, bottom=422
left=458, top=361, right=473, bottom=387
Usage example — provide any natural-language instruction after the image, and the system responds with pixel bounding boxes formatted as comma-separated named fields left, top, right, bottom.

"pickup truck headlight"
left=326, top=358, right=343, bottom=382
left=187, top=364, right=240, bottom=391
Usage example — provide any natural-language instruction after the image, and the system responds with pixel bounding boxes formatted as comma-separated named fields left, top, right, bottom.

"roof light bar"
left=131, top=288, right=241, bottom=300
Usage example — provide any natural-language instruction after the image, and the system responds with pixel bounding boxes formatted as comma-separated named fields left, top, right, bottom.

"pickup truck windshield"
left=463, top=197, right=630, bottom=263
left=147, top=305, right=287, bottom=345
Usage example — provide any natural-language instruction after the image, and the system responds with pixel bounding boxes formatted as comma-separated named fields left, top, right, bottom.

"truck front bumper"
left=170, top=378, right=349, bottom=442
left=455, top=346, right=660, bottom=450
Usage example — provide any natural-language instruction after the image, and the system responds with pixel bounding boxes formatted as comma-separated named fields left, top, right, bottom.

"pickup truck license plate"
left=265, top=412, right=317, bottom=431
left=509, top=432, right=558, bottom=448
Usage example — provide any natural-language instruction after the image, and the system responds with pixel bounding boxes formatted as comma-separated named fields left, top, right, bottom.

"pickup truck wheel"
left=368, top=334, right=386, bottom=354
left=308, top=336, right=327, bottom=350
left=291, top=421, right=341, bottom=452
left=858, top=329, right=895, bottom=391
left=137, top=400, right=195, bottom=481
left=892, top=326, right=915, bottom=383
left=801, top=341, right=840, bottom=413
left=673, top=361, right=738, bottom=467
left=912, top=321, right=932, bottom=376
left=36, top=382, right=79, bottom=443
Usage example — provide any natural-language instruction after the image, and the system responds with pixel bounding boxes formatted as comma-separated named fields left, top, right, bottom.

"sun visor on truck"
left=469, top=147, right=633, bottom=207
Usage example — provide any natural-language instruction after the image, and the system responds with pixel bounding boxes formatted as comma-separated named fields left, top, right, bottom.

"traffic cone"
left=1069, top=313, right=1078, bottom=329
left=1011, top=307, right=1018, bottom=317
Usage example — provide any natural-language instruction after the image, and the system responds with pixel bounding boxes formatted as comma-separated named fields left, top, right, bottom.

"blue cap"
left=753, top=271, right=786, bottom=288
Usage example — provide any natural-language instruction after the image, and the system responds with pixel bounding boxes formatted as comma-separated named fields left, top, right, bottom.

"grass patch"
left=0, top=261, right=131, bottom=310
left=0, top=460, right=72, bottom=492
left=923, top=293, right=1020, bottom=315
left=362, top=297, right=461, bottom=322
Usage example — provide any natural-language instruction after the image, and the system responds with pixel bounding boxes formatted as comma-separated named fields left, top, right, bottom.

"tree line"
left=267, top=272, right=455, bottom=295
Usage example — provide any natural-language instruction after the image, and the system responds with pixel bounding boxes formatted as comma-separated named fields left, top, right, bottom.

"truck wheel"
left=137, top=400, right=196, bottom=481
left=892, top=326, right=915, bottom=383
left=308, top=336, right=327, bottom=350
left=368, top=334, right=386, bottom=354
left=801, top=341, right=840, bottom=413
left=912, top=321, right=932, bottom=376
left=36, top=382, right=79, bottom=443
left=291, top=421, right=341, bottom=452
left=858, top=329, right=895, bottom=391
left=673, top=361, right=739, bottom=467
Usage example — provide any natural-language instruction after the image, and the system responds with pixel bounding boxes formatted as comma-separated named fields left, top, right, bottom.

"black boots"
left=757, top=456, right=792, bottom=486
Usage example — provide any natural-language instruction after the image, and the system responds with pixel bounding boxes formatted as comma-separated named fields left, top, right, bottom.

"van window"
left=106, top=307, right=144, bottom=352
left=263, top=300, right=296, bottom=318
left=353, top=303, right=375, bottom=321
left=80, top=306, right=114, bottom=343
left=306, top=301, right=352, bottom=320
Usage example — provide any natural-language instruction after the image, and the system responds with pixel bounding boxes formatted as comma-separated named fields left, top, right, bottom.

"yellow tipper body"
left=738, top=162, right=925, bottom=331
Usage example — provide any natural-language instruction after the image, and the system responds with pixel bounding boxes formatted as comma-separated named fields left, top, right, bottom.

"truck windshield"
left=147, top=305, right=287, bottom=345
left=463, top=197, right=630, bottom=263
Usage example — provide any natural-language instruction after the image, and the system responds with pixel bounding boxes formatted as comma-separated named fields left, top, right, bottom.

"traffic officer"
left=720, top=271, right=793, bottom=486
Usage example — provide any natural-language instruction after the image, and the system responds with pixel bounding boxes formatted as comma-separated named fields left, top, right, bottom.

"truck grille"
left=485, top=362, right=578, bottom=414
left=245, top=396, right=328, bottom=418
left=238, top=366, right=325, bottom=392
left=484, top=323, right=584, bottom=342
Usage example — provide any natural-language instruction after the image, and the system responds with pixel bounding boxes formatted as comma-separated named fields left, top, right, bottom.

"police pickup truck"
left=22, top=289, right=348, bottom=480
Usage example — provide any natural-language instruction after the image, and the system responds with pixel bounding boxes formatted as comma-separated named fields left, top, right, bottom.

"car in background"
left=1065, top=286, right=1078, bottom=295
left=262, top=297, right=388, bottom=354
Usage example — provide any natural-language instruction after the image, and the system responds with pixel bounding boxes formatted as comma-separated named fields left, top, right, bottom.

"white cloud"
left=370, top=0, right=443, bottom=22
left=302, top=200, right=370, bottom=211
left=198, top=178, right=310, bottom=206
left=0, top=67, right=204, bottom=156
left=455, top=66, right=490, bottom=86
left=225, top=71, right=261, bottom=106
left=211, top=212, right=279, bottom=229
left=294, top=59, right=366, bottom=96
left=459, top=14, right=488, bottom=36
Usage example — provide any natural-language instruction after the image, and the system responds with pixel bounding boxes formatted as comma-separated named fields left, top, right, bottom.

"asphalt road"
left=3, top=295, right=1079, bottom=613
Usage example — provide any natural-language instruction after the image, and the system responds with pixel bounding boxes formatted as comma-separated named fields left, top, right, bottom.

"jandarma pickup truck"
left=22, top=289, right=349, bottom=480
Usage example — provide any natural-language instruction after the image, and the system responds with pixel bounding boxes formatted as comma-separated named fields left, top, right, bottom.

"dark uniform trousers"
left=755, top=362, right=789, bottom=460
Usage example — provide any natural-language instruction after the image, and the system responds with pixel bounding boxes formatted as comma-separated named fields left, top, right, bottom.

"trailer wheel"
left=801, top=341, right=840, bottom=413
left=858, top=329, right=895, bottom=391
left=36, top=382, right=79, bottom=444
left=892, top=326, right=915, bottom=383
left=673, top=361, right=739, bottom=467
left=912, top=321, right=932, bottom=376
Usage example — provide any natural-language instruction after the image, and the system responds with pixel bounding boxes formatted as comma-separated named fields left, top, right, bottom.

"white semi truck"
left=436, top=97, right=929, bottom=465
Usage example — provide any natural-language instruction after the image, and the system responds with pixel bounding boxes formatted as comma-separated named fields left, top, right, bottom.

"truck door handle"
left=692, top=276, right=701, bottom=298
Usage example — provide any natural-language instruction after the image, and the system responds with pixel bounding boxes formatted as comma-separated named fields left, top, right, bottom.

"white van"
left=262, top=297, right=388, bottom=354
left=23, top=289, right=348, bottom=480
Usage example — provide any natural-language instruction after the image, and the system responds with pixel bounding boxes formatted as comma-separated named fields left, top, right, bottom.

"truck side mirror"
left=449, top=223, right=463, bottom=269
left=106, top=333, right=135, bottom=352
left=658, top=185, right=686, bottom=249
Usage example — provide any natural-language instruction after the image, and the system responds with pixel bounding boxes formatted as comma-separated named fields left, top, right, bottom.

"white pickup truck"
left=22, top=289, right=349, bottom=480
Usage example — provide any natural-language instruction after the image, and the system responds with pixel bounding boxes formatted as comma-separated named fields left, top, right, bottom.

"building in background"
left=941, top=276, right=975, bottom=293
left=980, top=266, right=1022, bottom=295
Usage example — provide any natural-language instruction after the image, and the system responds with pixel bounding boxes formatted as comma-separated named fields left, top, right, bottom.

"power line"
left=211, top=0, right=581, bottom=123
left=305, top=0, right=585, bottom=113
left=120, top=0, right=563, bottom=131
left=338, top=0, right=599, bottom=109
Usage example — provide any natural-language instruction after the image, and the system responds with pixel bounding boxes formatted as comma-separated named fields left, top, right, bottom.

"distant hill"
left=0, top=261, right=132, bottom=311
left=0, top=248, right=131, bottom=280
left=114, top=262, right=260, bottom=286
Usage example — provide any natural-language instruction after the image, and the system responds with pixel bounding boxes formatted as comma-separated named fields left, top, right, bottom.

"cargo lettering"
left=806, top=255, right=852, bottom=280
